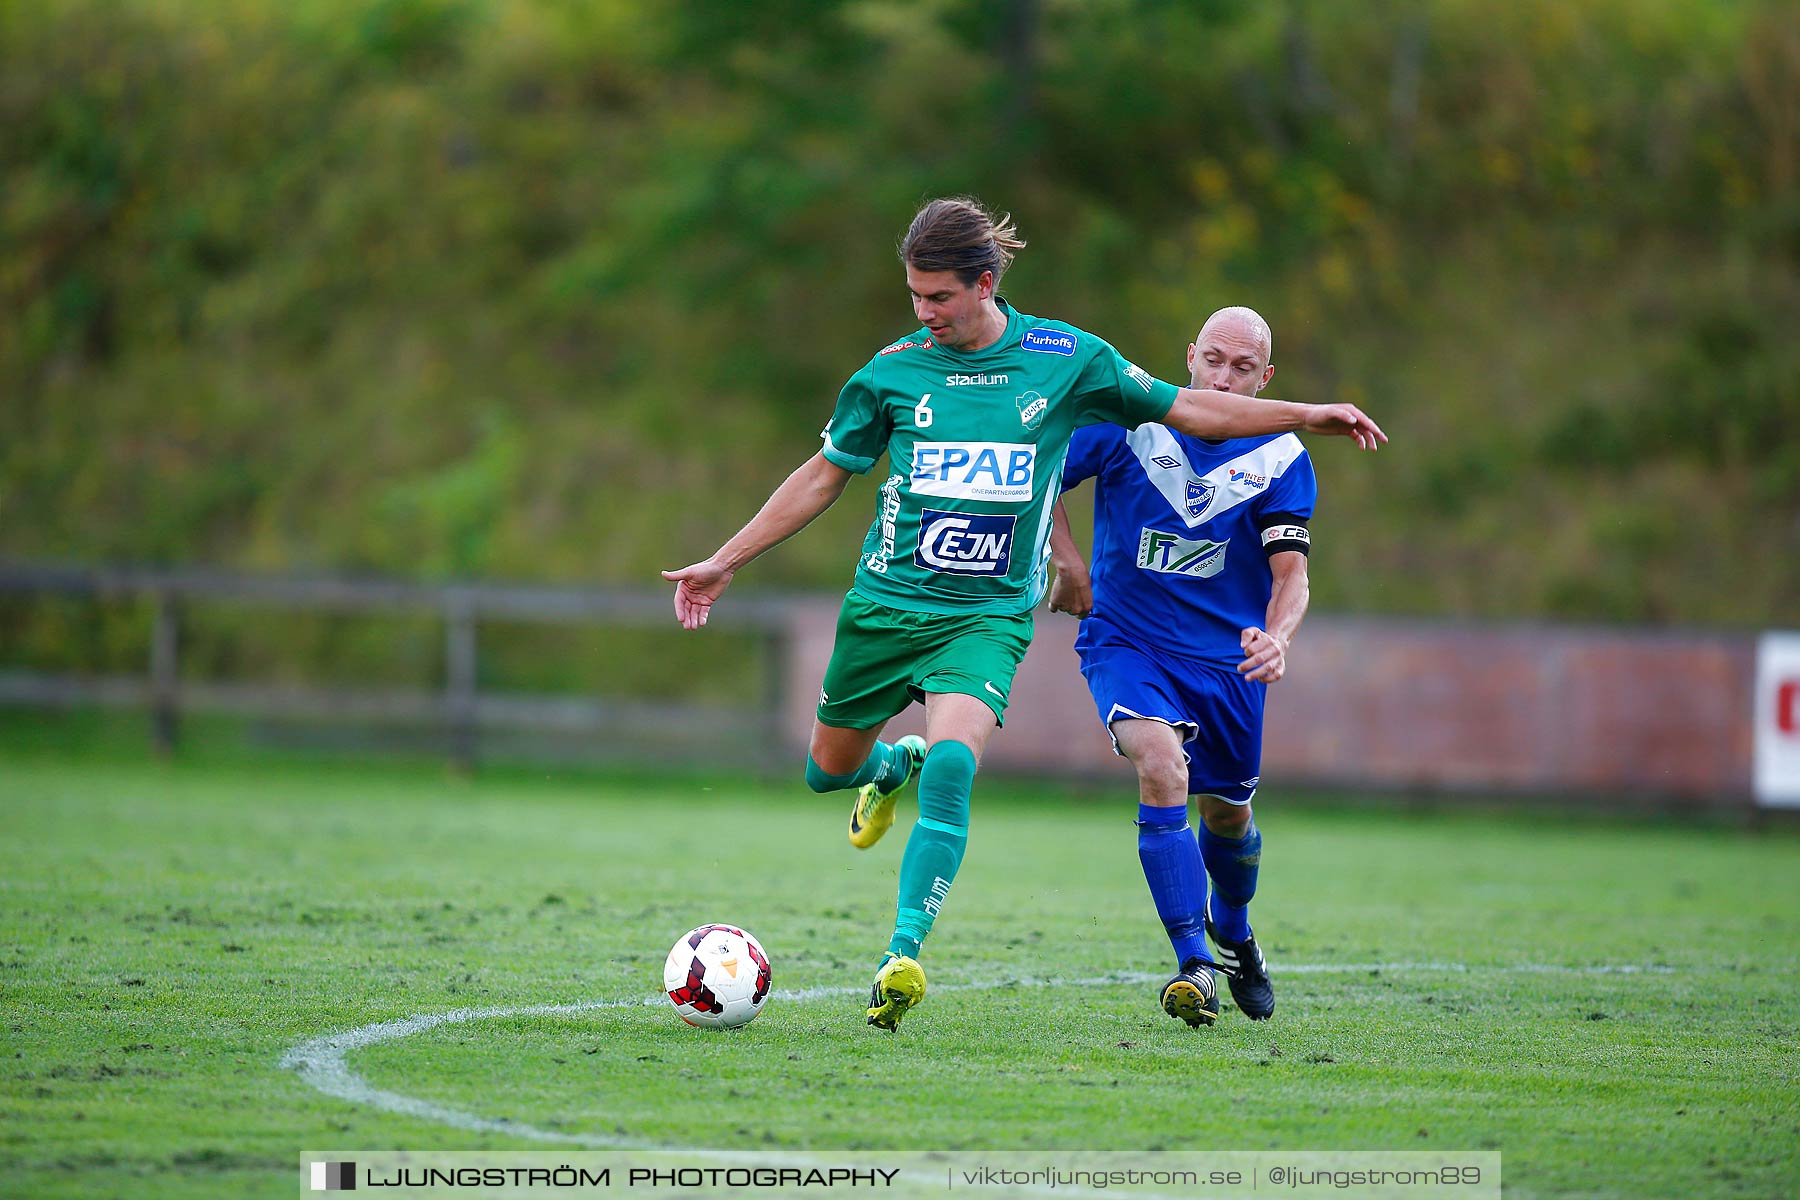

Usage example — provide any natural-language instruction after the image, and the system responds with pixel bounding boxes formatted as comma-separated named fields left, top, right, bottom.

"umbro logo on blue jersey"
left=1151, top=455, right=1182, bottom=470
left=1020, top=328, right=1078, bottom=356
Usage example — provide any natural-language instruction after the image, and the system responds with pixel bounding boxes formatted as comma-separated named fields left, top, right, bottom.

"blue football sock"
left=1199, top=817, right=1261, bottom=943
left=1137, top=802, right=1210, bottom=969
left=887, top=741, right=974, bottom=961
left=804, top=741, right=904, bottom=794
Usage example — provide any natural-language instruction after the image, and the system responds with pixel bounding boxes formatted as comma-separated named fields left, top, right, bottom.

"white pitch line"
left=279, top=961, right=1673, bottom=1149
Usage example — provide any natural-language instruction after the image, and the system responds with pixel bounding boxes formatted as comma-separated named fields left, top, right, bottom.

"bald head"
left=1188, top=306, right=1276, bottom=397
left=1200, top=307, right=1272, bottom=361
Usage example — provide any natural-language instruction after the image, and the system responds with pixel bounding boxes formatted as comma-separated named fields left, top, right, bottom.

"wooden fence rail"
left=0, top=561, right=797, bottom=772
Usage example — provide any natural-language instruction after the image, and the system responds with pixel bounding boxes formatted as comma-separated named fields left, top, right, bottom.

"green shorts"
left=815, top=590, right=1035, bottom=730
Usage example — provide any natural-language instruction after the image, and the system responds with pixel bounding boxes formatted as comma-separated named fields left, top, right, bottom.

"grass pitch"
left=1, top=719, right=1796, bottom=1199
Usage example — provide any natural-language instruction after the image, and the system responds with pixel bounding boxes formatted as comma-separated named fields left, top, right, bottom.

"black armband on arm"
left=1257, top=513, right=1311, bottom=557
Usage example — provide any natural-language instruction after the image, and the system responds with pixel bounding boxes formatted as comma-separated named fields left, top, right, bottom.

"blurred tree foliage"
left=2, top=0, right=1796, bottom=631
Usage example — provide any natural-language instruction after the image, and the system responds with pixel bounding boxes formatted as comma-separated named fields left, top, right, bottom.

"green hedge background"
left=4, top=0, right=1796, bottom=635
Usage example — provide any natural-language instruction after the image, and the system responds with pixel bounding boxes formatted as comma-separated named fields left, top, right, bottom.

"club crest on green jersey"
left=1016, top=391, right=1047, bottom=430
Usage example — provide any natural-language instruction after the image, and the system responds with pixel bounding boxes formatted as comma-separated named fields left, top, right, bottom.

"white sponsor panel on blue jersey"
left=1136, top=529, right=1229, bottom=578
left=916, top=509, right=1015, bottom=576
left=911, top=441, right=1037, bottom=502
left=1126, top=428, right=1306, bottom=529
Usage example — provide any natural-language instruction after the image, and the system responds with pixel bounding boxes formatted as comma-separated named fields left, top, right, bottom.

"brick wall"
left=780, top=600, right=1755, bottom=803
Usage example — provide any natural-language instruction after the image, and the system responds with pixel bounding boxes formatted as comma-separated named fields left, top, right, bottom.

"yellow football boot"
left=864, top=954, right=927, bottom=1031
left=847, top=735, right=927, bottom=849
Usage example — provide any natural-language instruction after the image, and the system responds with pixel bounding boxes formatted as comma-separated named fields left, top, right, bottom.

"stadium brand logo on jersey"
left=1151, top=454, right=1182, bottom=470
left=1137, top=529, right=1229, bottom=579
left=911, top=441, right=1036, bottom=502
left=944, top=373, right=1008, bottom=386
left=1124, top=362, right=1156, bottom=393
left=1016, top=391, right=1047, bottom=430
left=916, top=509, right=1015, bottom=576
left=1020, top=328, right=1078, bottom=356
left=1229, top=468, right=1269, bottom=490
left=879, top=339, right=929, bottom=356
left=1185, top=479, right=1215, bottom=520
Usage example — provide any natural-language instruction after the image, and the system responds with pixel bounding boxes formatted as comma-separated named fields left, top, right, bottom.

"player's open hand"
left=661, top=559, right=734, bottom=630
left=1302, top=403, right=1387, bottom=451
left=1238, top=627, right=1288, bottom=683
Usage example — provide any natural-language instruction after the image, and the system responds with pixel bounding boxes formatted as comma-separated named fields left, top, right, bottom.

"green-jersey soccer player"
left=664, top=197, right=1385, bottom=1032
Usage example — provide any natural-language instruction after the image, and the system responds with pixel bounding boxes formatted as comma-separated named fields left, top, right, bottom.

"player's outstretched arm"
left=1046, top=500, right=1093, bottom=618
left=662, top=452, right=853, bottom=630
left=1165, top=388, right=1387, bottom=451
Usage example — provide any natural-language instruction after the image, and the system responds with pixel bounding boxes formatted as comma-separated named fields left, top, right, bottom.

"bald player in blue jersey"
left=1048, top=306, right=1311, bottom=1028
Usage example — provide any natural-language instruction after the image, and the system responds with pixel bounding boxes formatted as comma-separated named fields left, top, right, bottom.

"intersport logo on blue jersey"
left=916, top=509, right=1015, bottom=576
left=1020, top=328, right=1078, bottom=356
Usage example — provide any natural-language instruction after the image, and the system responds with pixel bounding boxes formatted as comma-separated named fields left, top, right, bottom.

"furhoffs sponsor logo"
left=1020, top=328, right=1078, bottom=356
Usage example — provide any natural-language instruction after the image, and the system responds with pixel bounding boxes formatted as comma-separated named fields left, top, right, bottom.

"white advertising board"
left=1755, top=632, right=1800, bottom=807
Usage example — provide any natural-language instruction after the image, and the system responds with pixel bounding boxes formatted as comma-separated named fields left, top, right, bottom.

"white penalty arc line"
left=279, top=961, right=1672, bottom=1150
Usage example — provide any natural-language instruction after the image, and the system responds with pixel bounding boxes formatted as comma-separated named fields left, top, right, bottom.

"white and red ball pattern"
left=663, top=924, right=772, bottom=1029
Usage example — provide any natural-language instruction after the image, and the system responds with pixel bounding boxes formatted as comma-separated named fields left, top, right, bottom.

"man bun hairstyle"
left=899, top=196, right=1026, bottom=286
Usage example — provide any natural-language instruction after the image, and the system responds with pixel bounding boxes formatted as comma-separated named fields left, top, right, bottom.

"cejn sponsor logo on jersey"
left=1137, top=529, right=1229, bottom=578
left=944, top=373, right=1008, bottom=386
left=916, top=509, right=1015, bottom=576
left=1020, top=327, right=1078, bottom=356
left=910, top=441, right=1036, bottom=502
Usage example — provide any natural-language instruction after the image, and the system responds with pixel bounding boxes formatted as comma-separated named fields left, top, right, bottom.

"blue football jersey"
left=1062, top=423, right=1317, bottom=668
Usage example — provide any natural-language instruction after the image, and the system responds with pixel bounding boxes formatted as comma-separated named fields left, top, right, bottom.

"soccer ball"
left=663, top=924, right=772, bottom=1029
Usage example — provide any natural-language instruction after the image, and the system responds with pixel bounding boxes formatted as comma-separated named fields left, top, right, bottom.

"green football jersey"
left=821, top=299, right=1179, bottom=615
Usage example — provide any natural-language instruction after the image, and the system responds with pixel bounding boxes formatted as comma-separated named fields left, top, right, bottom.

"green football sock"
left=886, top=740, right=975, bottom=960
left=804, top=741, right=901, bottom=794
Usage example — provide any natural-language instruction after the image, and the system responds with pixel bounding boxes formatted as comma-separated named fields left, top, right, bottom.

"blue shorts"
left=1075, top=617, right=1265, bottom=805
